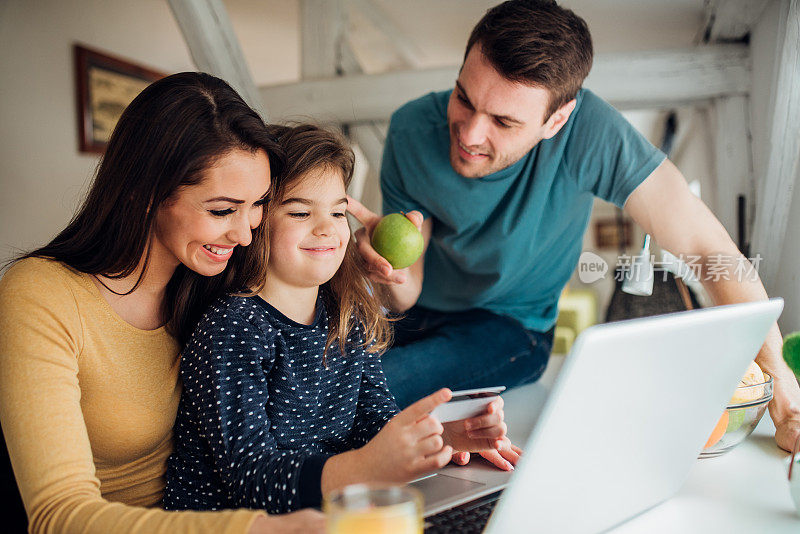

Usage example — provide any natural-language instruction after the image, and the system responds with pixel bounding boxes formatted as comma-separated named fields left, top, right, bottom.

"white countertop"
left=501, top=354, right=800, bottom=533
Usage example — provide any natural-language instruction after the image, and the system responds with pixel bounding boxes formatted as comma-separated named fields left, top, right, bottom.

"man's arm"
left=348, top=196, right=432, bottom=313
left=624, top=158, right=800, bottom=452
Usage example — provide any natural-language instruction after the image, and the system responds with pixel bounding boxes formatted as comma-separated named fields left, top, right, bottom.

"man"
left=348, top=0, right=800, bottom=452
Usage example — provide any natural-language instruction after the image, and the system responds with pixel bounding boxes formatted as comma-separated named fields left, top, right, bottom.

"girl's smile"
left=265, top=167, right=350, bottom=290
left=300, top=246, right=338, bottom=256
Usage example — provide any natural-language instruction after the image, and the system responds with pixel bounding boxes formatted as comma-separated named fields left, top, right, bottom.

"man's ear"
left=541, top=98, right=577, bottom=140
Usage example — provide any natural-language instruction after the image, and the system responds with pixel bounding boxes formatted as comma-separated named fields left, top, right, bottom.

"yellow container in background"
left=555, top=288, right=598, bottom=354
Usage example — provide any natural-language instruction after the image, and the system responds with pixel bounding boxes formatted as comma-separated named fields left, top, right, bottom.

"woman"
left=0, top=72, right=323, bottom=533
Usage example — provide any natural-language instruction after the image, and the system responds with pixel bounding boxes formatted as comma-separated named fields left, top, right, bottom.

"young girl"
left=164, top=124, right=512, bottom=514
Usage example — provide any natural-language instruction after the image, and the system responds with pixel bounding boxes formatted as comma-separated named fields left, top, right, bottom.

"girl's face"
left=267, top=167, right=350, bottom=289
left=153, top=148, right=270, bottom=277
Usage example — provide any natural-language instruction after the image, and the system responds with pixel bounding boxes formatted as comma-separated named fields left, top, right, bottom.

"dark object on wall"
left=737, top=194, right=750, bottom=257
left=1, top=424, right=28, bottom=532
left=74, top=44, right=165, bottom=154
left=594, top=217, right=633, bottom=250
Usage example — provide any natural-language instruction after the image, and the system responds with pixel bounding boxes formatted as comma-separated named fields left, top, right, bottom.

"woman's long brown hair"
left=13, top=72, right=285, bottom=345
left=267, top=124, right=393, bottom=356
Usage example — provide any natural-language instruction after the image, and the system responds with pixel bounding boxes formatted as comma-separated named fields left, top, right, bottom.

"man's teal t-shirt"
left=380, top=89, right=665, bottom=332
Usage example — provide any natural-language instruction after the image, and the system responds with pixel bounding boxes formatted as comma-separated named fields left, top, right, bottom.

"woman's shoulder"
left=3, top=256, right=70, bottom=279
left=0, top=258, right=87, bottom=348
left=0, top=257, right=86, bottom=304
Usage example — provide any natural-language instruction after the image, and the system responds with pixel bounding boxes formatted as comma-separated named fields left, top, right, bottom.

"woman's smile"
left=202, top=244, right=235, bottom=261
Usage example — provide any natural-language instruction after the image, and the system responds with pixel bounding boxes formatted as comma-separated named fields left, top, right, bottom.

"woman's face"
left=153, top=148, right=271, bottom=277
left=267, top=167, right=350, bottom=289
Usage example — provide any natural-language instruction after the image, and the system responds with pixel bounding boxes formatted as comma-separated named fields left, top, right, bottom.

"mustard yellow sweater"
left=0, top=258, right=262, bottom=534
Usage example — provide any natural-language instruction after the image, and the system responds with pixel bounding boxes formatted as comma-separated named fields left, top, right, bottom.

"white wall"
left=0, top=0, right=299, bottom=265
left=224, top=0, right=299, bottom=86
left=751, top=0, right=800, bottom=334
left=774, top=183, right=800, bottom=335
left=0, top=0, right=186, bottom=262
left=352, top=0, right=704, bottom=72
left=750, top=0, right=781, bottom=189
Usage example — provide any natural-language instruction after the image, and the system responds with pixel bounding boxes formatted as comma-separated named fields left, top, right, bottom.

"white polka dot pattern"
left=163, top=293, right=398, bottom=514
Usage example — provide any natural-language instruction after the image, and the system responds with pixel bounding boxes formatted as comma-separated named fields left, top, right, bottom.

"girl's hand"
left=357, top=388, right=454, bottom=482
left=248, top=509, right=326, bottom=534
left=442, top=397, right=507, bottom=452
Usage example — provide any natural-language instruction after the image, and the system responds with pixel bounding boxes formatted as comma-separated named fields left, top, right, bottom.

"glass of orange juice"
left=324, top=483, right=423, bottom=534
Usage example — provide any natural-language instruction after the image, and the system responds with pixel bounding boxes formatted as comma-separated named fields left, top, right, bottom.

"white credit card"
left=430, top=386, right=506, bottom=423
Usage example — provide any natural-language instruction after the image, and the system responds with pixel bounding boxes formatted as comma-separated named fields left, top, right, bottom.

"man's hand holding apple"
left=346, top=196, right=424, bottom=286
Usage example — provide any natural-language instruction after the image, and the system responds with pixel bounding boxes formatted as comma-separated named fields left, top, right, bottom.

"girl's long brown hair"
left=266, top=123, right=393, bottom=356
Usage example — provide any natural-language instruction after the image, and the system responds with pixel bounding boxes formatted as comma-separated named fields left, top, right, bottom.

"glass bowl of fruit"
left=700, top=374, right=773, bottom=458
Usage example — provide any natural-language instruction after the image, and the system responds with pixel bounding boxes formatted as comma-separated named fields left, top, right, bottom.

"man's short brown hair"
left=465, top=0, right=593, bottom=119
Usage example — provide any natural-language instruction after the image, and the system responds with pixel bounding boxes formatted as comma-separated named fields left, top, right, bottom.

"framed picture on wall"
left=74, top=44, right=165, bottom=154
left=594, top=217, right=633, bottom=250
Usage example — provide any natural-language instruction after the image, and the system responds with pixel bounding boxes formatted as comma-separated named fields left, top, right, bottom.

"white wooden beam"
left=336, top=14, right=388, bottom=211
left=712, top=95, right=755, bottom=249
left=347, top=0, right=421, bottom=68
left=587, top=45, right=750, bottom=107
left=704, top=0, right=771, bottom=41
left=261, top=65, right=453, bottom=124
left=300, top=0, right=384, bottom=211
left=338, top=35, right=364, bottom=76
left=349, top=123, right=386, bottom=212
left=260, top=45, right=751, bottom=123
left=751, top=0, right=800, bottom=289
left=301, top=0, right=344, bottom=79
left=349, top=142, right=370, bottom=202
left=168, top=0, right=266, bottom=118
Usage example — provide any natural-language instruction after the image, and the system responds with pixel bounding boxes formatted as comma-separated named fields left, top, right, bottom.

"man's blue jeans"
left=381, top=306, right=554, bottom=408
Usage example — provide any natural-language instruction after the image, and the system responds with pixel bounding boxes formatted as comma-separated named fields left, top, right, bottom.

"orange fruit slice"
left=704, top=411, right=729, bottom=449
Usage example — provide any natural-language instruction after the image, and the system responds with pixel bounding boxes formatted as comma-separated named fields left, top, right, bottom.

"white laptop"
left=415, top=298, right=783, bottom=533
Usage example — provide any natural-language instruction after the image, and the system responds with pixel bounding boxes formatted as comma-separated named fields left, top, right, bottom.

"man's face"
left=447, top=45, right=554, bottom=178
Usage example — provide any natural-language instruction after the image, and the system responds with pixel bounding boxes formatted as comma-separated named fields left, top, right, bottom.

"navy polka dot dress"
left=163, top=293, right=399, bottom=513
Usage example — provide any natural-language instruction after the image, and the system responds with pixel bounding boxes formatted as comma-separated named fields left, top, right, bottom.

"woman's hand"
left=451, top=440, right=523, bottom=472
left=443, top=397, right=522, bottom=471
left=248, top=509, right=326, bottom=534
left=356, top=388, right=454, bottom=482
left=441, top=397, right=507, bottom=452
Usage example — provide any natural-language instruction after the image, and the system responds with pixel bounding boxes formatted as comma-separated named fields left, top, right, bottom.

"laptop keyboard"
left=424, top=490, right=502, bottom=533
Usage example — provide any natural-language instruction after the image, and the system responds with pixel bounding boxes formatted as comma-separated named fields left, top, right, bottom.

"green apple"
left=371, top=213, right=424, bottom=269
left=783, top=331, right=800, bottom=377
left=726, top=408, right=746, bottom=433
